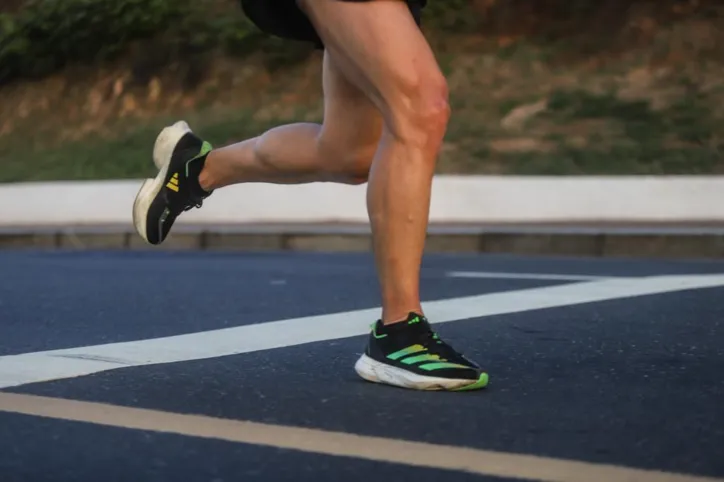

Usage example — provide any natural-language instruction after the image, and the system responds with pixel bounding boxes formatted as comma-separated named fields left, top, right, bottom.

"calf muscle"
left=198, top=51, right=382, bottom=189
left=299, top=0, right=450, bottom=323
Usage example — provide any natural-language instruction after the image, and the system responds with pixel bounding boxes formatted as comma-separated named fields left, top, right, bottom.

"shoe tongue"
left=376, top=312, right=430, bottom=334
left=405, top=312, right=429, bottom=327
left=185, top=157, right=212, bottom=199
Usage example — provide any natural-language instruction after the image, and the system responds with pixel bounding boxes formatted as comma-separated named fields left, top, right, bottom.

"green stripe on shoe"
left=387, top=344, right=426, bottom=361
left=401, top=353, right=441, bottom=365
left=418, top=362, right=473, bottom=371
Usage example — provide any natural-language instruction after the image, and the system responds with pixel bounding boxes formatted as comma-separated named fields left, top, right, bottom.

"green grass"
left=461, top=87, right=723, bottom=176
left=2, top=113, right=720, bottom=183
left=2, top=44, right=723, bottom=181
left=495, top=146, right=722, bottom=175
left=544, top=88, right=718, bottom=146
left=3, top=0, right=724, bottom=181
left=0, top=110, right=286, bottom=182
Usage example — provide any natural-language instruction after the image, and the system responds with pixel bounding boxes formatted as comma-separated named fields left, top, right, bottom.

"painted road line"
left=0, top=393, right=720, bottom=482
left=1, top=274, right=724, bottom=389
left=446, top=271, right=622, bottom=282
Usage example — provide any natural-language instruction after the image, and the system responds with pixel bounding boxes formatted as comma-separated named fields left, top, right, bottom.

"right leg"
left=300, top=0, right=448, bottom=325
left=299, top=0, right=488, bottom=391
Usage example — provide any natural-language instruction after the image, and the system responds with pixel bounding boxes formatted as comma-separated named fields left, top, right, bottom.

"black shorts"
left=239, top=0, right=426, bottom=49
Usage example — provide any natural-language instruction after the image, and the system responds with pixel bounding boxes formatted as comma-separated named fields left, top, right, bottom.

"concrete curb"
left=3, top=176, right=724, bottom=226
left=2, top=175, right=722, bottom=257
left=2, top=224, right=722, bottom=258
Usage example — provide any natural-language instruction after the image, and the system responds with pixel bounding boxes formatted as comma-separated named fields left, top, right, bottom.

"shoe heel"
left=132, top=178, right=158, bottom=243
left=153, top=121, right=192, bottom=169
left=354, top=354, right=380, bottom=383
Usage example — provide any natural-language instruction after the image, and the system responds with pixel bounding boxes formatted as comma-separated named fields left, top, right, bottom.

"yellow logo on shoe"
left=166, top=173, right=179, bottom=192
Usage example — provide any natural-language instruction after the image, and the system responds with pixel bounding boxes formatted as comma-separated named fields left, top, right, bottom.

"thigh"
left=298, top=0, right=446, bottom=139
left=317, top=50, right=383, bottom=160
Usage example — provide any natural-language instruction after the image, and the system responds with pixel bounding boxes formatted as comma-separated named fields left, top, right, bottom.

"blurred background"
left=1, top=0, right=722, bottom=183
left=1, top=6, right=722, bottom=481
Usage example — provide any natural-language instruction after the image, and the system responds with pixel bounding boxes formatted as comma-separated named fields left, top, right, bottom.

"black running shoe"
left=132, top=121, right=213, bottom=245
left=354, top=312, right=489, bottom=391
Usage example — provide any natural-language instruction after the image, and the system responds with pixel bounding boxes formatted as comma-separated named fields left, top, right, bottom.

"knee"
left=388, top=72, right=450, bottom=149
left=337, top=146, right=375, bottom=184
left=347, top=150, right=375, bottom=184
left=316, top=136, right=376, bottom=185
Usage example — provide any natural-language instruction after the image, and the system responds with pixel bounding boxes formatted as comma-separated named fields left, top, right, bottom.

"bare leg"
left=133, top=0, right=487, bottom=390
left=300, top=0, right=450, bottom=324
left=198, top=51, right=382, bottom=190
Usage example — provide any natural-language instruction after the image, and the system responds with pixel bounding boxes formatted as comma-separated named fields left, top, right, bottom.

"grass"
left=2, top=24, right=724, bottom=181
left=2, top=91, right=721, bottom=182
left=0, top=109, right=290, bottom=182
left=2, top=96, right=720, bottom=183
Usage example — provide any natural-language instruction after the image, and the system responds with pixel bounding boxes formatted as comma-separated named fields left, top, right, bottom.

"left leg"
left=197, top=50, right=383, bottom=188
left=131, top=49, right=382, bottom=245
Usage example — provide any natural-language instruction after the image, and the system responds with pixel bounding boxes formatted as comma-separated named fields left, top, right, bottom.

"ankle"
left=196, top=151, right=222, bottom=193
left=381, top=307, right=424, bottom=325
left=197, top=166, right=216, bottom=192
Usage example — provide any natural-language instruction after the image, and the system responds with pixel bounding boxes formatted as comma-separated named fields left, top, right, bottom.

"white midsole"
left=131, top=121, right=192, bottom=243
left=354, top=354, right=478, bottom=391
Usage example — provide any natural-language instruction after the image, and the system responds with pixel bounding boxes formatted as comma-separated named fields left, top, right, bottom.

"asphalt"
left=1, top=250, right=723, bottom=482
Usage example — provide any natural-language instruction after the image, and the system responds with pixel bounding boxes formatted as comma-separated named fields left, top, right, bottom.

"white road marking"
left=1, top=274, right=724, bottom=389
left=447, top=271, right=620, bottom=281
left=0, top=393, right=720, bottom=482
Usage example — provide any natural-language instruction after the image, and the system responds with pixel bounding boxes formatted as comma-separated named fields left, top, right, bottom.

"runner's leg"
left=295, top=1, right=486, bottom=391
left=131, top=0, right=488, bottom=390
left=131, top=49, right=381, bottom=245
left=299, top=0, right=450, bottom=324
left=198, top=51, right=382, bottom=187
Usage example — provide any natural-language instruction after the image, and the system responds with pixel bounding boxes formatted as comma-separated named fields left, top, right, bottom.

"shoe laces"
left=413, top=325, right=465, bottom=363
left=183, top=200, right=204, bottom=212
